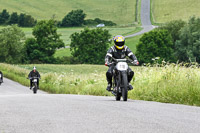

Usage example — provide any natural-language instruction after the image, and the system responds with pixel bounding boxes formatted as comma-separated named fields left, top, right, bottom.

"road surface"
left=125, top=0, right=155, bottom=38
left=1, top=78, right=200, bottom=133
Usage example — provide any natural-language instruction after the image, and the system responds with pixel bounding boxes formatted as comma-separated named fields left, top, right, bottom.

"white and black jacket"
left=105, top=45, right=137, bottom=64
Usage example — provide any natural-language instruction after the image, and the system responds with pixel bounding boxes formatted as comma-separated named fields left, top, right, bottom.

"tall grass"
left=1, top=63, right=199, bottom=106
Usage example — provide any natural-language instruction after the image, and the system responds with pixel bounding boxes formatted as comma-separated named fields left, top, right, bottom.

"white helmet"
left=33, top=66, right=36, bottom=70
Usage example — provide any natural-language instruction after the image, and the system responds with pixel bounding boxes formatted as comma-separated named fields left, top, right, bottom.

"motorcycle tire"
left=33, top=82, right=37, bottom=94
left=122, top=73, right=128, bottom=101
left=115, top=75, right=121, bottom=101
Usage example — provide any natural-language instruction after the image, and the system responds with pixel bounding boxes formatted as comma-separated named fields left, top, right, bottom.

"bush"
left=70, top=28, right=111, bottom=64
left=175, top=16, right=200, bottom=63
left=24, top=19, right=64, bottom=63
left=159, top=20, right=186, bottom=44
left=0, top=25, right=25, bottom=63
left=61, top=9, right=86, bottom=27
left=84, top=18, right=116, bottom=26
left=136, top=29, right=174, bottom=64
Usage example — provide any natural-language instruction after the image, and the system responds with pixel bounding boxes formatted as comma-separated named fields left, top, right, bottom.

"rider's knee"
left=106, top=71, right=112, bottom=78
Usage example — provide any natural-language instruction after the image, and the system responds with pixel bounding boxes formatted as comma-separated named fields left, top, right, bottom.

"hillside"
left=152, top=0, right=200, bottom=23
left=0, top=0, right=137, bottom=25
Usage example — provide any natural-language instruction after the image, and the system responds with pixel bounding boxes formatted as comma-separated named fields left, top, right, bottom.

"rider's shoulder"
left=124, top=45, right=131, bottom=51
left=108, top=46, right=116, bottom=52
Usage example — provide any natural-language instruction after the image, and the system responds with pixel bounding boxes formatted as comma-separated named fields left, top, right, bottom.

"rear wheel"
left=33, top=82, right=37, bottom=94
left=122, top=73, right=128, bottom=101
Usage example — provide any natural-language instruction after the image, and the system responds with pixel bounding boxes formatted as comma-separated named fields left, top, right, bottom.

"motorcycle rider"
left=28, top=66, right=40, bottom=89
left=0, top=71, right=3, bottom=83
left=105, top=35, right=139, bottom=91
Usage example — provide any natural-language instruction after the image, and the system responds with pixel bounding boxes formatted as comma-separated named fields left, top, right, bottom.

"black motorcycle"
left=29, top=77, right=39, bottom=94
left=109, top=58, right=137, bottom=101
left=0, top=73, right=3, bottom=85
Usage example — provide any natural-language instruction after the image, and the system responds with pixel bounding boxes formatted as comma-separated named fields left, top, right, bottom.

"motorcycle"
left=0, top=73, right=3, bottom=85
left=29, top=77, right=39, bottom=94
left=109, top=58, right=138, bottom=101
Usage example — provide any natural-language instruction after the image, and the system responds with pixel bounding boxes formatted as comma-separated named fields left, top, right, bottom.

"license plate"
left=33, top=79, right=37, bottom=82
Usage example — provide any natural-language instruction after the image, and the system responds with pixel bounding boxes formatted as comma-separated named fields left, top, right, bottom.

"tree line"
left=1, top=15, right=199, bottom=65
left=0, top=19, right=111, bottom=64
left=0, top=9, right=36, bottom=27
left=0, top=20, right=64, bottom=64
left=0, top=9, right=116, bottom=27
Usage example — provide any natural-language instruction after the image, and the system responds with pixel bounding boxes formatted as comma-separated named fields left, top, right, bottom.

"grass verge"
left=1, top=63, right=200, bottom=106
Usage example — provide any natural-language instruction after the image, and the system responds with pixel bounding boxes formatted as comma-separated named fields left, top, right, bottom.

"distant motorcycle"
left=29, top=77, right=40, bottom=94
left=0, top=73, right=3, bottom=85
left=109, top=58, right=138, bottom=101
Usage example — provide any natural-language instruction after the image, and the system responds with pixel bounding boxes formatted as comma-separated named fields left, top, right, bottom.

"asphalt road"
left=125, top=0, right=155, bottom=38
left=1, top=78, right=200, bottom=133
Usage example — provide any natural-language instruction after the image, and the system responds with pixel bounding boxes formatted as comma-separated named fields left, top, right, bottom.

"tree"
left=0, top=25, right=25, bottom=63
left=175, top=16, right=200, bottom=63
left=18, top=13, right=25, bottom=26
left=24, top=19, right=64, bottom=63
left=18, top=13, right=36, bottom=27
left=61, top=9, right=86, bottom=27
left=159, top=20, right=186, bottom=44
left=136, top=29, right=174, bottom=64
left=70, top=28, right=111, bottom=64
left=8, top=12, right=18, bottom=24
left=0, top=9, right=10, bottom=24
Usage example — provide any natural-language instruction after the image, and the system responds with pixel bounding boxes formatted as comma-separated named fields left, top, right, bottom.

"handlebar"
left=107, top=57, right=139, bottom=66
left=27, top=77, right=40, bottom=80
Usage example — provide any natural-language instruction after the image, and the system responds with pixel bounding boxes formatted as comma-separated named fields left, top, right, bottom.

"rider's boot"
left=106, top=82, right=112, bottom=91
left=128, top=83, right=133, bottom=90
left=30, top=84, right=32, bottom=90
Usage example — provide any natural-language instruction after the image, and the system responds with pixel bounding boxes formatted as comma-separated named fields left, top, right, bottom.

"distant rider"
left=0, top=71, right=3, bottom=82
left=28, top=66, right=40, bottom=89
left=105, top=35, right=139, bottom=91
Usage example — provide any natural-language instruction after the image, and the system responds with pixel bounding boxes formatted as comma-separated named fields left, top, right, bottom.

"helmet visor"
left=115, top=41, right=124, bottom=46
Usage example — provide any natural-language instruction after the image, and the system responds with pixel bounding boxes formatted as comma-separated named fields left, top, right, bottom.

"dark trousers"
left=30, top=79, right=39, bottom=88
left=106, top=64, right=134, bottom=84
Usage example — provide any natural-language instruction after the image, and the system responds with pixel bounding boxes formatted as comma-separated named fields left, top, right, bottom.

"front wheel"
left=115, top=74, right=121, bottom=101
left=122, top=73, right=128, bottom=101
left=33, top=82, right=37, bottom=94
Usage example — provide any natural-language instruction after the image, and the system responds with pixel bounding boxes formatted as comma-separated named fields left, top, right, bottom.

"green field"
left=54, top=34, right=142, bottom=58
left=151, top=0, right=200, bottom=24
left=0, top=0, right=137, bottom=25
left=1, top=63, right=200, bottom=106
left=54, top=48, right=71, bottom=58
left=125, top=34, right=142, bottom=53
left=21, top=26, right=142, bottom=45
